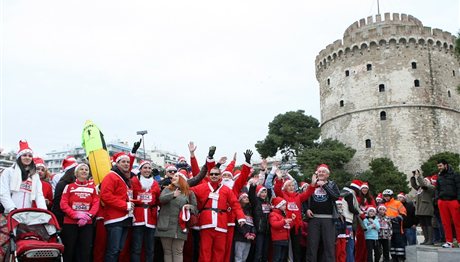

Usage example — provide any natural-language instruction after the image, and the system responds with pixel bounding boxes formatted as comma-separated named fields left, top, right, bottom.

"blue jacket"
left=364, top=217, right=380, bottom=240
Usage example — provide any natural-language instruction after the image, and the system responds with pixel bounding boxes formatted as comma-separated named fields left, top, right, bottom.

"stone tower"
left=315, top=13, right=460, bottom=176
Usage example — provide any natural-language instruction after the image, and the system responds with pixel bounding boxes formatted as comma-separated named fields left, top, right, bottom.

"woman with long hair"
left=34, top=157, right=53, bottom=210
left=60, top=163, right=99, bottom=262
left=156, top=170, right=197, bottom=262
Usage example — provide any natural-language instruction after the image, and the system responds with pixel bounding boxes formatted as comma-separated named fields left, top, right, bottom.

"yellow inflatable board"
left=82, top=120, right=112, bottom=185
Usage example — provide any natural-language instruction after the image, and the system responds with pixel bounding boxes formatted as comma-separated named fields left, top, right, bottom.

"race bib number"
left=245, top=215, right=254, bottom=226
left=287, top=202, right=299, bottom=211
left=128, top=189, right=134, bottom=200
left=262, top=204, right=271, bottom=213
left=19, top=180, right=32, bottom=193
left=72, top=202, right=90, bottom=211
left=208, top=192, right=219, bottom=200
left=138, top=192, right=152, bottom=202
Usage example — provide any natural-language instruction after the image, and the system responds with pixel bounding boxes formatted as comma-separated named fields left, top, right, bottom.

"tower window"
left=411, top=62, right=417, bottom=69
left=380, top=111, right=387, bottom=120
left=365, top=139, right=372, bottom=148
left=414, top=80, right=420, bottom=87
left=448, top=90, right=451, bottom=97
left=379, top=84, right=385, bottom=92
left=453, top=70, right=456, bottom=77
left=327, top=78, right=330, bottom=85
left=366, top=64, right=372, bottom=71
left=345, top=70, right=350, bottom=77
left=339, top=100, right=344, bottom=107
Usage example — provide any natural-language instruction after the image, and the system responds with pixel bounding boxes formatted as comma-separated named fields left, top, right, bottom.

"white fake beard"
left=140, top=175, right=154, bottom=190
left=221, top=178, right=234, bottom=189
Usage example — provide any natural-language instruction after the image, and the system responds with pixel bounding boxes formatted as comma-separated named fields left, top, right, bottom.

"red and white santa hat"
left=165, top=164, right=177, bottom=172
left=33, top=157, right=46, bottom=168
left=361, top=182, right=369, bottom=189
left=366, top=206, right=377, bottom=214
left=177, top=169, right=188, bottom=181
left=316, top=163, right=330, bottom=173
left=221, top=170, right=234, bottom=178
left=272, top=197, right=287, bottom=209
left=397, top=192, right=406, bottom=199
left=138, top=160, right=151, bottom=170
left=336, top=196, right=343, bottom=205
left=17, top=140, right=33, bottom=159
left=376, top=193, right=383, bottom=201
left=238, top=192, right=249, bottom=201
left=179, top=205, right=190, bottom=233
left=350, top=180, right=362, bottom=190
left=178, top=156, right=186, bottom=163
left=112, top=152, right=130, bottom=164
left=430, top=174, right=438, bottom=186
left=62, top=156, right=78, bottom=172
left=377, top=204, right=387, bottom=211
left=256, top=185, right=267, bottom=197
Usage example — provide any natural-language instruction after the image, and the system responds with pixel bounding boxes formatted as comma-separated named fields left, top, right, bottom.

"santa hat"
left=74, top=163, right=89, bottom=173
left=361, top=182, right=369, bottom=189
left=282, top=179, right=293, bottom=191
left=336, top=197, right=343, bottom=205
left=17, top=140, right=33, bottom=159
left=178, top=156, right=186, bottom=163
left=138, top=160, right=151, bottom=170
left=316, top=164, right=330, bottom=173
left=376, top=193, right=383, bottom=201
left=177, top=169, right=188, bottom=181
left=179, top=205, right=190, bottom=233
left=366, top=206, right=376, bottom=214
left=62, top=156, right=78, bottom=172
left=397, top=192, right=406, bottom=199
left=377, top=204, right=387, bottom=211
left=112, top=152, right=130, bottom=164
left=350, top=180, right=362, bottom=190
left=33, top=157, right=46, bottom=168
left=256, top=185, right=267, bottom=197
left=165, top=164, right=178, bottom=172
left=430, top=174, right=438, bottom=185
left=221, top=170, right=234, bottom=179
left=272, top=197, right=287, bottom=209
left=238, top=192, right=249, bottom=201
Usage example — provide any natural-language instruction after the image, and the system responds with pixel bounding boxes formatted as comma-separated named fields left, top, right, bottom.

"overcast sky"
left=1, top=0, right=459, bottom=161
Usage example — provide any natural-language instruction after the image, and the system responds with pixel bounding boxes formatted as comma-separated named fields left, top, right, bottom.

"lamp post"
left=136, top=130, right=148, bottom=160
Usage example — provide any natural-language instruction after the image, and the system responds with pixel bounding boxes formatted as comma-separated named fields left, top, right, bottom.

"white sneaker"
left=441, top=242, right=453, bottom=248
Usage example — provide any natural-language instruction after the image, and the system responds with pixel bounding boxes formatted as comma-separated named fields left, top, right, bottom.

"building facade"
left=315, top=13, right=460, bottom=176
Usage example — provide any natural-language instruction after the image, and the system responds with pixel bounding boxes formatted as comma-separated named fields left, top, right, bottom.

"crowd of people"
left=0, top=139, right=459, bottom=262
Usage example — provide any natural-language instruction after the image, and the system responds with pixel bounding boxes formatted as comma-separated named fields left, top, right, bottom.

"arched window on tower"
left=414, top=79, right=420, bottom=87
left=345, top=70, right=350, bottom=77
left=327, top=78, right=330, bottom=86
left=448, top=90, right=451, bottom=97
left=339, top=100, right=344, bottom=107
left=367, top=64, right=372, bottom=71
left=379, top=84, right=385, bottom=92
left=411, top=62, right=417, bottom=69
left=365, top=139, right=372, bottom=148
left=380, top=111, right=387, bottom=120
left=453, top=70, right=456, bottom=77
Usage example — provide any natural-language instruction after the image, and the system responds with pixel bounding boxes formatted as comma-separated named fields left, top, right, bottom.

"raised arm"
left=188, top=164, right=208, bottom=187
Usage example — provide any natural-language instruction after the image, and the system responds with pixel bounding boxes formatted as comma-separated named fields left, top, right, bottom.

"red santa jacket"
left=100, top=171, right=132, bottom=225
left=192, top=181, right=245, bottom=233
left=41, top=180, right=53, bottom=210
left=60, top=180, right=100, bottom=225
left=131, top=176, right=161, bottom=228
left=269, top=208, right=290, bottom=241
left=274, top=179, right=315, bottom=230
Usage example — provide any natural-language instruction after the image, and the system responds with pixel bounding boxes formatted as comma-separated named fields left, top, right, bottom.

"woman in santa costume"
left=60, top=163, right=99, bottom=262
left=130, top=160, right=161, bottom=262
left=192, top=165, right=246, bottom=262
left=33, top=157, right=53, bottom=210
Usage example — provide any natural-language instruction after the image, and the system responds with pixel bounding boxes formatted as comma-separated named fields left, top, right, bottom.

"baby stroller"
left=6, top=208, right=64, bottom=261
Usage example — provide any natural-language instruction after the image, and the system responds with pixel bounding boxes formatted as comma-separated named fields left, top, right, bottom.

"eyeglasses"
left=167, top=170, right=177, bottom=173
left=209, top=172, right=221, bottom=177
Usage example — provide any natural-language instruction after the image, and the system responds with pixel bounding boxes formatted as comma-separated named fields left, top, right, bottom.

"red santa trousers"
left=438, top=199, right=460, bottom=243
left=224, top=226, right=235, bottom=262
left=355, top=227, right=367, bottom=262
left=93, top=220, right=107, bottom=262
left=199, top=228, right=227, bottom=262
left=335, top=238, right=347, bottom=262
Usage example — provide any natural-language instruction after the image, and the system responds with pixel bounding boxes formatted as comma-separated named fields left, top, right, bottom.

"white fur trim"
left=275, top=199, right=286, bottom=209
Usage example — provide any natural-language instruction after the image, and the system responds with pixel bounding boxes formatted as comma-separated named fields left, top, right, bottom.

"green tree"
left=255, top=110, right=320, bottom=160
left=420, top=152, right=460, bottom=177
left=357, top=158, right=410, bottom=195
left=297, top=139, right=356, bottom=188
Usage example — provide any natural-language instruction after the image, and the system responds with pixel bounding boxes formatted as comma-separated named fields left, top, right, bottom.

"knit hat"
left=361, top=182, right=369, bottom=189
left=377, top=204, right=387, bottom=211
left=33, top=157, right=46, bottom=168
left=238, top=192, right=249, bottom=201
left=17, top=140, right=33, bottom=159
left=62, top=156, right=78, bottom=172
left=177, top=169, right=188, bottom=181
left=350, top=180, right=362, bottom=190
left=316, top=164, right=330, bottom=173
left=376, top=193, right=383, bottom=201
left=256, top=185, right=267, bottom=197
left=112, top=152, right=130, bottom=164
left=272, top=197, right=287, bottom=209
left=366, top=206, right=376, bottom=214
left=397, top=192, right=406, bottom=199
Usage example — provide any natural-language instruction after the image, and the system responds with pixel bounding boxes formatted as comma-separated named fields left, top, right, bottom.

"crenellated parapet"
left=315, top=13, right=456, bottom=75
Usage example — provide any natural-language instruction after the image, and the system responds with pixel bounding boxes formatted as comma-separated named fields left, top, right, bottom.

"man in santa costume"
left=192, top=165, right=246, bottom=262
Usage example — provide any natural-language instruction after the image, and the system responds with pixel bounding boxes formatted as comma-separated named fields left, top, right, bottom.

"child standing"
left=364, top=206, right=380, bottom=262
left=269, top=197, right=293, bottom=262
left=234, top=192, right=256, bottom=262
left=376, top=205, right=392, bottom=262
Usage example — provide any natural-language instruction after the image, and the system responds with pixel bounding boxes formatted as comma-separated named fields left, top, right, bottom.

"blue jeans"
left=104, top=225, right=129, bottom=262
left=345, top=226, right=354, bottom=262
left=404, top=227, right=417, bottom=245
left=131, top=226, right=155, bottom=262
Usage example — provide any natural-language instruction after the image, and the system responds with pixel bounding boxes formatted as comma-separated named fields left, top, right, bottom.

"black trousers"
left=366, top=239, right=380, bottom=262
left=306, top=218, right=336, bottom=262
left=376, top=239, right=390, bottom=262
left=61, top=223, right=93, bottom=262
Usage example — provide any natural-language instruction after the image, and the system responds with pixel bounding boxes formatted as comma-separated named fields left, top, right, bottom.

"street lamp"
left=136, top=130, right=148, bottom=160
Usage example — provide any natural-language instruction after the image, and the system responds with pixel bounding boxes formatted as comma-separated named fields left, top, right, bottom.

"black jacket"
left=249, top=184, right=272, bottom=234
left=402, top=201, right=417, bottom=228
left=234, top=204, right=256, bottom=242
left=436, top=165, right=460, bottom=201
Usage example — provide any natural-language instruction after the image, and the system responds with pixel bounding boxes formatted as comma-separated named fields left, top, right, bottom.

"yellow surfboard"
left=82, top=120, right=112, bottom=185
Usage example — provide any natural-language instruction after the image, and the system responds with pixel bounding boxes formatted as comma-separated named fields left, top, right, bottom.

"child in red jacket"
left=269, top=197, right=293, bottom=262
